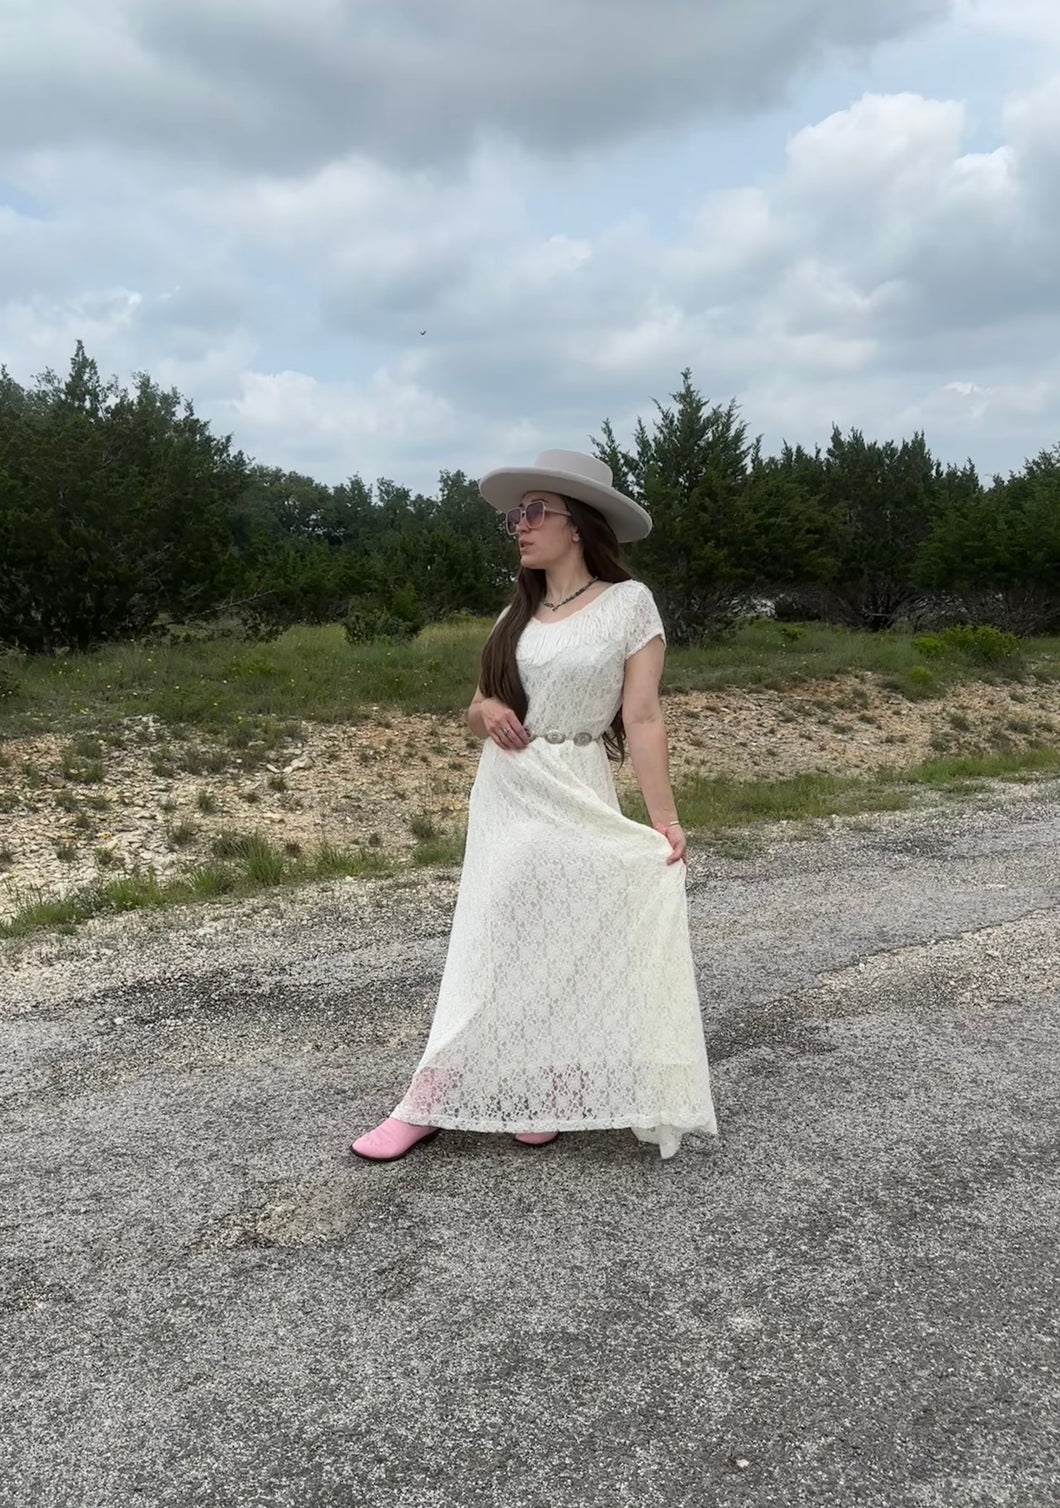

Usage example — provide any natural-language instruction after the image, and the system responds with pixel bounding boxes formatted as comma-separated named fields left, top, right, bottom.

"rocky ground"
left=1, top=672, right=1058, bottom=920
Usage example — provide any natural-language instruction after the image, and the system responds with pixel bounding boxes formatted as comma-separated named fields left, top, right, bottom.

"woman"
left=351, top=449, right=717, bottom=1162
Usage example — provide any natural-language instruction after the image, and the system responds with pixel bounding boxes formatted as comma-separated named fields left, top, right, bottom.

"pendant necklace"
left=543, top=577, right=600, bottom=611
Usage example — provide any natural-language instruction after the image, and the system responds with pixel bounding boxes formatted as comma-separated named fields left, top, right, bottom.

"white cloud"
left=0, top=0, right=951, bottom=173
left=956, top=0, right=1060, bottom=45
left=1, top=288, right=143, bottom=370
left=227, top=367, right=460, bottom=469
left=3, top=3, right=1060, bottom=488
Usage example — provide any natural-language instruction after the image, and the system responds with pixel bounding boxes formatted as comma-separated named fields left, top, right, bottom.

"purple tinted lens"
left=525, top=500, right=546, bottom=526
left=505, top=508, right=521, bottom=534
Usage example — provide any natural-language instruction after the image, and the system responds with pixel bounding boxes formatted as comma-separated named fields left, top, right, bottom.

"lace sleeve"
left=625, top=582, right=666, bottom=658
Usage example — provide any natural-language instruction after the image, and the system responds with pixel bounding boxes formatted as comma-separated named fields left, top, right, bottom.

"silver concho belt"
left=527, top=730, right=600, bottom=746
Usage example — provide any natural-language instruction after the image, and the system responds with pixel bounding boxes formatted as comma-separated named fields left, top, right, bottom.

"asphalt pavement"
left=2, top=781, right=1059, bottom=1508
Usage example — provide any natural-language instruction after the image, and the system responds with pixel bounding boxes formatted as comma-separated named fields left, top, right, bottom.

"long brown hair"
left=478, top=494, right=635, bottom=765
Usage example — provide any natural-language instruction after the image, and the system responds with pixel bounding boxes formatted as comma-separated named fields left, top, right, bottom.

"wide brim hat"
left=478, top=449, right=652, bottom=544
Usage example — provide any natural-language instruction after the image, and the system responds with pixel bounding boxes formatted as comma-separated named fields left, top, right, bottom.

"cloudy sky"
left=2, top=0, right=1060, bottom=492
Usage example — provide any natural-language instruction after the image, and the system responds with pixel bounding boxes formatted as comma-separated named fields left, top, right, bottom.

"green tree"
left=224, top=464, right=516, bottom=636
left=594, top=370, right=753, bottom=640
left=914, top=447, right=1060, bottom=631
left=816, top=427, right=942, bottom=629
left=0, top=344, right=246, bottom=652
left=732, top=447, right=838, bottom=588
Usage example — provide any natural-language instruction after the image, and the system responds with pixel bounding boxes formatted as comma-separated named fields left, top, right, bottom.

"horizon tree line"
left=1, top=346, right=1058, bottom=655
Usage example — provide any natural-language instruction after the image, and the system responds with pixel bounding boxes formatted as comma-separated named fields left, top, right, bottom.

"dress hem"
left=391, top=1112, right=718, bottom=1138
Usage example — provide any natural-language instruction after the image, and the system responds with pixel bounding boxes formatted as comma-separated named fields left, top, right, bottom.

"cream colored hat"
left=478, top=449, right=652, bottom=543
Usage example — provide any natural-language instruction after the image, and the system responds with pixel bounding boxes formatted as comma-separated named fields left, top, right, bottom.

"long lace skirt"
left=391, top=738, right=717, bottom=1158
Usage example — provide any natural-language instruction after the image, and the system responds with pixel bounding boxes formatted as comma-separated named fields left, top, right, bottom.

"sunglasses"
left=504, top=500, right=571, bottom=536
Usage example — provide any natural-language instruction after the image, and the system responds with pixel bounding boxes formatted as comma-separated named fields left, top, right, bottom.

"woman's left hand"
left=655, top=822, right=687, bottom=866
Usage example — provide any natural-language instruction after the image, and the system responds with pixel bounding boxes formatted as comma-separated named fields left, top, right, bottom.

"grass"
left=60, top=734, right=105, bottom=783
left=620, top=742, right=1060, bottom=833
left=165, top=819, right=199, bottom=850
left=2, top=744, right=1056, bottom=942
left=3, top=616, right=1060, bottom=741
left=625, top=770, right=913, bottom=829
left=408, top=830, right=468, bottom=867
left=0, top=832, right=397, bottom=939
left=1, top=614, right=1059, bottom=940
left=0, top=618, right=486, bottom=738
left=901, top=745, right=1060, bottom=786
left=663, top=619, right=1060, bottom=699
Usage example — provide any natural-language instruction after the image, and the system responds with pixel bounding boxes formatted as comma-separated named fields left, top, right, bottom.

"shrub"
left=895, top=665, right=940, bottom=700
left=345, top=610, right=417, bottom=644
left=165, top=819, right=199, bottom=850
left=773, top=592, right=826, bottom=623
left=344, top=588, right=424, bottom=645
left=914, top=624, right=1020, bottom=664
left=938, top=624, right=1020, bottom=663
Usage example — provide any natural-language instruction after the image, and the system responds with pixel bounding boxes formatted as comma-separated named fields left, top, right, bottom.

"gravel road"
left=3, top=781, right=1059, bottom=1508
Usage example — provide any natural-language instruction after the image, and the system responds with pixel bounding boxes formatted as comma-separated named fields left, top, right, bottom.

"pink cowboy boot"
left=350, top=1117, right=440, bottom=1162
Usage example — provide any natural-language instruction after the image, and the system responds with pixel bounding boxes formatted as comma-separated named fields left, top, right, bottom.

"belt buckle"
left=533, top=729, right=595, bottom=745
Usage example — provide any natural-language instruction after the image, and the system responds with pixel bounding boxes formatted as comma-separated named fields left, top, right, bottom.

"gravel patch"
left=3, top=672, right=1058, bottom=919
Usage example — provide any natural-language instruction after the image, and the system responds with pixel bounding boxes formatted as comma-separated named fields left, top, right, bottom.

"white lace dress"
left=390, top=578, right=717, bottom=1159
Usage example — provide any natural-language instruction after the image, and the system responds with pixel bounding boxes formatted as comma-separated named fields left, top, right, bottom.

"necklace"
left=543, top=577, right=600, bottom=611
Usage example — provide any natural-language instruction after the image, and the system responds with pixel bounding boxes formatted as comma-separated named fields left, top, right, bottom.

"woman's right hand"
left=481, top=698, right=529, bottom=751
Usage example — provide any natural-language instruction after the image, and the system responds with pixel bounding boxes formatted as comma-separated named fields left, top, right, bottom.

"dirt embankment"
left=1, top=673, right=1058, bottom=919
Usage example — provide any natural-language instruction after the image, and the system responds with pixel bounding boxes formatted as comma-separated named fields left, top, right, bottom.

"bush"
left=649, top=585, right=739, bottom=645
left=915, top=624, right=1021, bottom=664
left=885, top=664, right=941, bottom=701
left=343, top=587, right=424, bottom=645
left=773, top=592, right=827, bottom=623
left=344, top=609, right=419, bottom=644
left=941, top=624, right=1021, bottom=662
